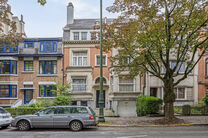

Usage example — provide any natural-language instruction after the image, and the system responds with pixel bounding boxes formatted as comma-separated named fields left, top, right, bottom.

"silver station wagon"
left=12, top=106, right=97, bottom=131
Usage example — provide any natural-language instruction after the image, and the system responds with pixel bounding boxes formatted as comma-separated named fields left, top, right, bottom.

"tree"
left=104, top=0, right=208, bottom=122
left=52, top=82, right=72, bottom=106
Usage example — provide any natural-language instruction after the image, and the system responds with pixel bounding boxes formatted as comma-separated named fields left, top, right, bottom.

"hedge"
left=136, top=95, right=163, bottom=116
left=5, top=107, right=45, bottom=116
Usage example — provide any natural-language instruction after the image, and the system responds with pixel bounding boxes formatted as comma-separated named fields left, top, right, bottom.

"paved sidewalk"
left=98, top=116, right=208, bottom=126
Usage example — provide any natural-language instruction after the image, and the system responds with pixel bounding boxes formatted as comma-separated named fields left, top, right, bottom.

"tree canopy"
left=104, top=0, right=208, bottom=121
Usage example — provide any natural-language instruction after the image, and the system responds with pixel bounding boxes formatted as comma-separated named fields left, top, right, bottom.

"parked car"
left=12, top=106, right=97, bottom=131
left=0, top=107, right=12, bottom=129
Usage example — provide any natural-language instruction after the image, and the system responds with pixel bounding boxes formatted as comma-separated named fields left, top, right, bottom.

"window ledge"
left=0, top=74, right=18, bottom=77
left=37, top=74, right=58, bottom=77
left=95, top=65, right=107, bottom=67
left=0, top=98, right=18, bottom=100
left=37, top=97, right=56, bottom=99
left=22, top=71, right=34, bottom=74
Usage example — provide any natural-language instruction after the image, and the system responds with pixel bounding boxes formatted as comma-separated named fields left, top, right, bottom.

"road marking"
left=117, top=135, right=148, bottom=138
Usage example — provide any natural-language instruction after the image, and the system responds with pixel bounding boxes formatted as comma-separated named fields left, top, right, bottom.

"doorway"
left=24, top=90, right=33, bottom=104
left=96, top=90, right=105, bottom=108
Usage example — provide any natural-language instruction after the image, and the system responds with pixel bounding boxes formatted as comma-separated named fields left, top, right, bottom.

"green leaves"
left=37, top=0, right=47, bottom=6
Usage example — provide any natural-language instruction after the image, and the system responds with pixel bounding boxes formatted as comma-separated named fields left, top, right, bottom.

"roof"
left=64, top=18, right=115, bottom=30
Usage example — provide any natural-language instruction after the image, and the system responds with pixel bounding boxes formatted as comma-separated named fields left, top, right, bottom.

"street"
left=0, top=126, right=208, bottom=138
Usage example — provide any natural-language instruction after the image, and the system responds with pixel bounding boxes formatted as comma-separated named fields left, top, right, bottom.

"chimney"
left=67, top=2, right=74, bottom=24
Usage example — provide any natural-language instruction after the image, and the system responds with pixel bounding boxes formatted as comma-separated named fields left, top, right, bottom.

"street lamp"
left=98, top=0, right=105, bottom=122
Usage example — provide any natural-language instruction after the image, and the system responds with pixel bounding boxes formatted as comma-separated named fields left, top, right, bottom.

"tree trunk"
left=163, top=79, right=176, bottom=120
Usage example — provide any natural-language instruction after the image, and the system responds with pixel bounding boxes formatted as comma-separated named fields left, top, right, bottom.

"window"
left=0, top=60, right=17, bottom=74
left=0, top=85, right=17, bottom=98
left=39, top=61, right=57, bottom=74
left=171, top=61, right=185, bottom=73
left=72, top=101, right=77, bottom=105
left=72, top=51, right=88, bottom=66
left=72, top=77, right=87, bottom=92
left=73, top=32, right=79, bottom=40
left=24, top=61, right=33, bottom=71
left=81, top=101, right=88, bottom=106
left=174, top=88, right=186, bottom=100
left=39, top=108, right=56, bottom=115
left=0, top=45, right=18, bottom=53
left=70, top=107, right=88, bottom=114
left=96, top=55, right=107, bottom=66
left=39, top=85, right=56, bottom=97
left=118, top=52, right=133, bottom=65
left=95, top=77, right=107, bottom=84
left=119, top=76, right=134, bottom=92
left=24, top=42, right=34, bottom=48
left=81, top=32, right=87, bottom=40
left=39, top=41, right=57, bottom=52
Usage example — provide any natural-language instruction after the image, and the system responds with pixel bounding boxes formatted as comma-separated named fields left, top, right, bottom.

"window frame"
left=0, top=85, right=17, bottom=98
left=95, top=54, right=107, bottom=66
left=73, top=32, right=80, bottom=40
left=81, top=32, right=88, bottom=40
left=39, top=41, right=57, bottom=53
left=119, top=76, right=135, bottom=92
left=0, top=45, right=18, bottom=53
left=72, top=51, right=88, bottom=66
left=39, top=85, right=56, bottom=97
left=0, top=60, right=17, bottom=74
left=174, top=87, right=187, bottom=100
left=39, top=60, right=57, bottom=74
left=24, top=42, right=34, bottom=48
left=24, top=61, right=33, bottom=72
left=72, top=77, right=87, bottom=92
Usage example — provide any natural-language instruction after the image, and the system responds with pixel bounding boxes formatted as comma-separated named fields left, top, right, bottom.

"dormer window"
left=73, top=32, right=79, bottom=40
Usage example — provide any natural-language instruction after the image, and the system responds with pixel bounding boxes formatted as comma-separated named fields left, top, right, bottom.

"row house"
left=63, top=3, right=142, bottom=117
left=0, top=38, right=63, bottom=107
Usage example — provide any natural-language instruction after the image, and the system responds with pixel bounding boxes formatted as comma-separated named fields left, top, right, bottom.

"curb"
left=97, top=123, right=194, bottom=127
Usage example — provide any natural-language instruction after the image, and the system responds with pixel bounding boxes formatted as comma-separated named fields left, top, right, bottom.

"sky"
left=8, top=0, right=118, bottom=37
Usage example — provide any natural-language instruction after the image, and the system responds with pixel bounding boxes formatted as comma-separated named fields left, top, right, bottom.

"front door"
left=32, top=108, right=55, bottom=128
left=96, top=90, right=105, bottom=108
left=24, top=90, right=33, bottom=104
left=150, top=88, right=157, bottom=97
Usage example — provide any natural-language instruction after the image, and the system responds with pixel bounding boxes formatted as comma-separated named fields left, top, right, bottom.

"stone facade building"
left=63, top=2, right=142, bottom=117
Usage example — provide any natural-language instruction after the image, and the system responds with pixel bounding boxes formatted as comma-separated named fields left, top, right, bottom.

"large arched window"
left=95, top=77, right=107, bottom=84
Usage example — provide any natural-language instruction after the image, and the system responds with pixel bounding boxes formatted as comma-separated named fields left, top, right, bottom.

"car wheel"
left=1, top=125, right=9, bottom=129
left=70, top=121, right=83, bottom=131
left=17, top=120, right=30, bottom=131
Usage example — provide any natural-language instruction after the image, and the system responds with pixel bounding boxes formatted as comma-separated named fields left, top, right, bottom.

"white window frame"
left=81, top=32, right=88, bottom=40
left=73, top=32, right=80, bottom=40
left=95, top=54, right=107, bottom=66
left=72, top=51, right=88, bottom=66
left=118, top=76, right=135, bottom=92
left=71, top=77, right=87, bottom=92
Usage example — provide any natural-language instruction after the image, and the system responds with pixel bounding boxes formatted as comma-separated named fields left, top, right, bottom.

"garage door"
left=118, top=101, right=137, bottom=117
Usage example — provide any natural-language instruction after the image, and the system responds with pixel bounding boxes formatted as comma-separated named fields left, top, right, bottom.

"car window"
left=0, top=108, right=7, bottom=113
left=56, top=107, right=71, bottom=114
left=88, top=107, right=95, bottom=114
left=70, top=107, right=89, bottom=114
left=39, top=108, right=56, bottom=115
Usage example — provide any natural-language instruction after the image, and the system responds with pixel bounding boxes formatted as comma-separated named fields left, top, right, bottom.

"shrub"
left=5, top=107, right=44, bottom=116
left=202, top=93, right=208, bottom=106
left=53, top=95, right=72, bottom=106
left=38, top=98, right=54, bottom=107
left=136, top=95, right=163, bottom=116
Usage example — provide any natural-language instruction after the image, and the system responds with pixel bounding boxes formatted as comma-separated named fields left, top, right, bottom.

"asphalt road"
left=0, top=126, right=208, bottom=138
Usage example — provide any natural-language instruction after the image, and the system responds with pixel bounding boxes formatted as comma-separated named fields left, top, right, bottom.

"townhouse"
left=0, top=38, right=63, bottom=107
left=63, top=2, right=142, bottom=117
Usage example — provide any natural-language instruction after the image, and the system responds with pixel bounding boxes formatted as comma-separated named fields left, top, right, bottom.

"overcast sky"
left=8, top=0, right=118, bottom=37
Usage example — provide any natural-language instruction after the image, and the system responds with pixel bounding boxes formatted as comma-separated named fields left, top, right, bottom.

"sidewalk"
left=97, top=116, right=208, bottom=127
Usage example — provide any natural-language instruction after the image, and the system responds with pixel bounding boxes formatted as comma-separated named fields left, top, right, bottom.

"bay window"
left=72, top=77, right=87, bottom=92
left=0, top=60, right=17, bottom=74
left=119, top=76, right=134, bottom=92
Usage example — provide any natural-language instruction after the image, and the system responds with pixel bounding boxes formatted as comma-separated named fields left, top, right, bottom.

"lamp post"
left=98, top=0, right=105, bottom=122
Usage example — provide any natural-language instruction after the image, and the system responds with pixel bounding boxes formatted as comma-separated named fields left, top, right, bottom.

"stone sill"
left=37, top=74, right=58, bottom=77
left=21, top=71, right=34, bottom=74
left=0, top=98, right=18, bottom=100
left=0, top=74, right=18, bottom=77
